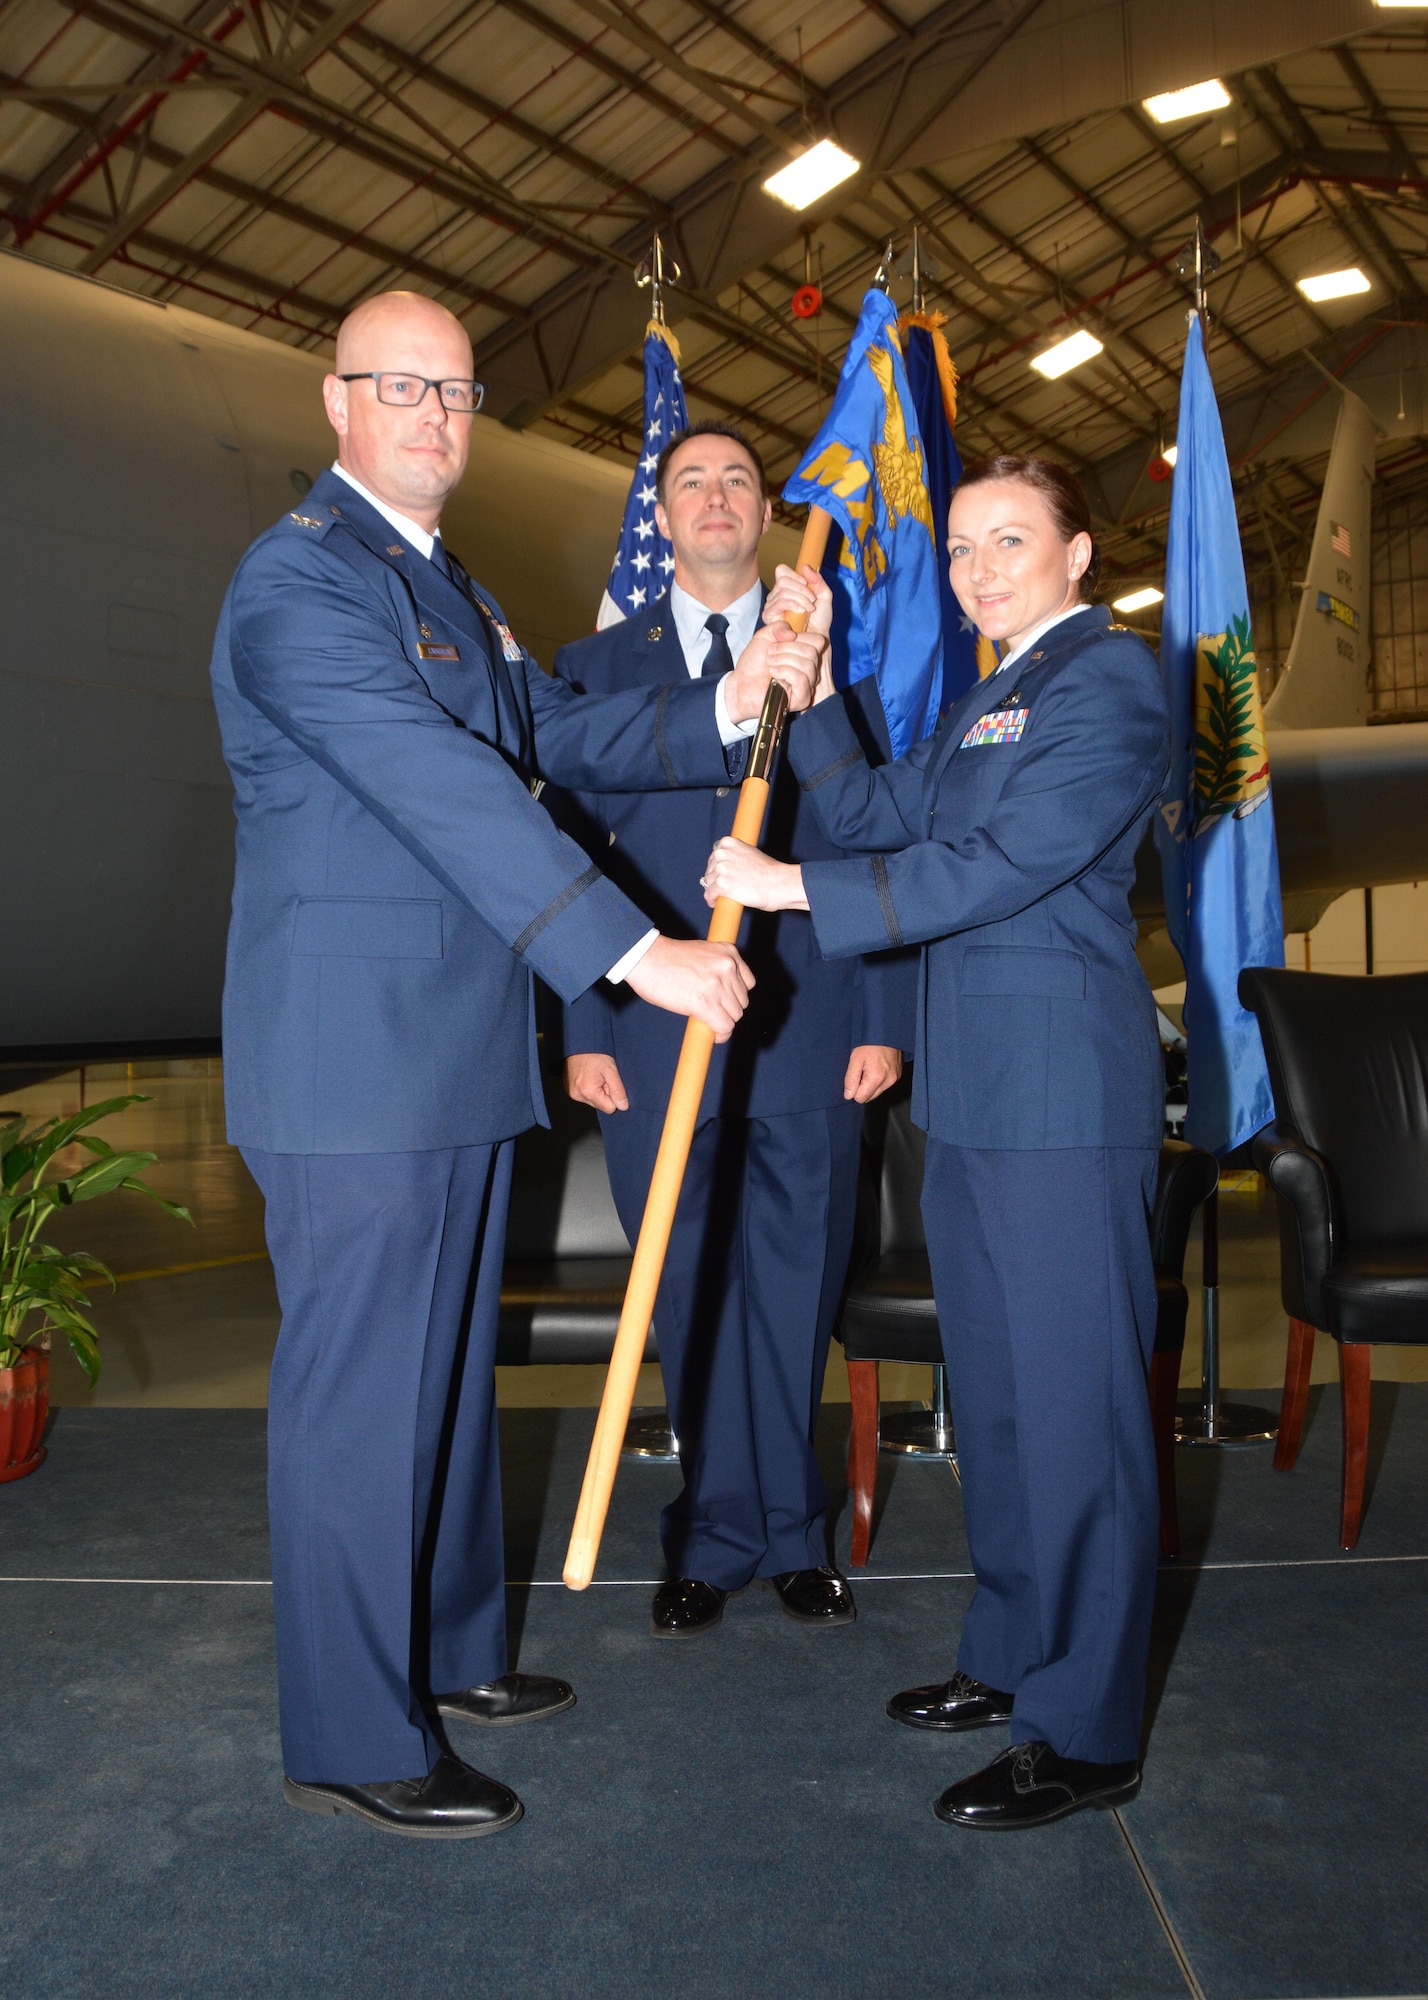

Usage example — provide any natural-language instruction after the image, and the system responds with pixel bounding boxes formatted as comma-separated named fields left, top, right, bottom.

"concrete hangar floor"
left=2, top=1060, right=1426, bottom=2000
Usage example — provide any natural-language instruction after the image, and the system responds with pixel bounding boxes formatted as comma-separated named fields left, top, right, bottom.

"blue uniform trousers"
left=243, top=1142, right=513, bottom=1785
left=921, top=1141, right=1159, bottom=1765
left=599, top=1104, right=862, bottom=1589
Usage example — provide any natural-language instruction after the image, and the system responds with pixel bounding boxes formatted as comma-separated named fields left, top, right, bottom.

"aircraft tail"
left=1264, top=383, right=1376, bottom=729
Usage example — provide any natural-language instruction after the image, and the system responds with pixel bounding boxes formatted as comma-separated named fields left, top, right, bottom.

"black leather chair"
left=497, top=1089, right=650, bottom=1367
left=839, top=1091, right=1217, bottom=1565
left=1239, top=967, right=1428, bottom=1549
left=838, top=1089, right=940, bottom=1569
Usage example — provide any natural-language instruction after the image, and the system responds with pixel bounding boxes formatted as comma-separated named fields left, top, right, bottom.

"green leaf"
left=58, top=1151, right=159, bottom=1204
left=122, top=1179, right=193, bottom=1225
left=30, top=1246, right=113, bottom=1281
left=3, top=1186, right=63, bottom=1228
left=60, top=1317, right=101, bottom=1388
left=75, top=1135, right=116, bottom=1159
left=24, top=1096, right=153, bottom=1177
left=2, top=1139, right=39, bottom=1191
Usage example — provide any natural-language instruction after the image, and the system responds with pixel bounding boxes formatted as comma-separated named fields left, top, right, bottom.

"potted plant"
left=1, top=1094, right=191, bottom=1481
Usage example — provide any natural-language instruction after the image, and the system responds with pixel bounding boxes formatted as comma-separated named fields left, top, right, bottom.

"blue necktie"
left=702, top=611, right=734, bottom=679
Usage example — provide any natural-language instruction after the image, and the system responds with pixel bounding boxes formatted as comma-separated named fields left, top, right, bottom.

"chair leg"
left=1338, top=1343, right=1372, bottom=1551
left=1273, top=1317, right=1316, bottom=1471
left=845, top=1359, right=879, bottom=1569
left=1146, top=1350, right=1181, bottom=1559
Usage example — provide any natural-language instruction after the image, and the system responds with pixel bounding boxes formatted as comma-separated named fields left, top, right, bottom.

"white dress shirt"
left=669, top=577, right=764, bottom=739
left=992, top=600, right=1093, bottom=678
left=606, top=579, right=765, bottom=986
left=331, top=462, right=440, bottom=561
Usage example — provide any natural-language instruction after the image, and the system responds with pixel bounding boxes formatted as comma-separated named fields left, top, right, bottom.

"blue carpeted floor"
left=2, top=1385, right=1426, bottom=1999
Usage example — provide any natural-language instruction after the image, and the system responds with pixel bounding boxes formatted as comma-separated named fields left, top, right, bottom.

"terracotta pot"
left=0, top=1350, right=49, bottom=1482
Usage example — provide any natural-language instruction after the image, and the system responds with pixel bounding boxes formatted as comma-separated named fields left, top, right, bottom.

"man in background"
left=552, top=421, right=909, bottom=1639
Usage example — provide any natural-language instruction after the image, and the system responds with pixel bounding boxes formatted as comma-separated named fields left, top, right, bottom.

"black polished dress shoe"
left=651, top=1577, right=728, bottom=1636
left=887, top=1670, right=1014, bottom=1732
left=432, top=1672, right=575, bottom=1726
left=934, top=1741, right=1140, bottom=1830
left=771, top=1566, right=856, bottom=1625
left=283, top=1751, right=523, bottom=1839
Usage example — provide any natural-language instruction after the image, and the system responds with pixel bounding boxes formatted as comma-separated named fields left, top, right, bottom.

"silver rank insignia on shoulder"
left=289, top=513, right=323, bottom=528
left=646, top=625, right=663, bottom=642
left=387, top=544, right=404, bottom=556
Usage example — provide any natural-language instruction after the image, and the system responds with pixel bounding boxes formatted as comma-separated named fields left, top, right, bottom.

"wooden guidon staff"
left=563, top=506, right=833, bottom=1591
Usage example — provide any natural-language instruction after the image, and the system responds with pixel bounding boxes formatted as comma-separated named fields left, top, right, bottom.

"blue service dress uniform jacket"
left=788, top=605, right=1171, bottom=1762
left=210, top=471, right=744, bottom=1783
left=549, top=594, right=915, bottom=1584
left=553, top=594, right=913, bottom=1116
left=213, top=472, right=743, bottom=1156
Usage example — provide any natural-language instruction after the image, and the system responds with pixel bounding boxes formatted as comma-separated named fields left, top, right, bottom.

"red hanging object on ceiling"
left=791, top=283, right=823, bottom=319
left=1147, top=454, right=1174, bottom=483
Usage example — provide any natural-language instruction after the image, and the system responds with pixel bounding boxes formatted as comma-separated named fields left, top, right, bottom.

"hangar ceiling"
left=2, top=0, right=1426, bottom=599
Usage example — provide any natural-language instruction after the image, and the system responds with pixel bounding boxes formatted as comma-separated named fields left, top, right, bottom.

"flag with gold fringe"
left=899, top=308, right=996, bottom=706
left=597, top=321, right=688, bottom=629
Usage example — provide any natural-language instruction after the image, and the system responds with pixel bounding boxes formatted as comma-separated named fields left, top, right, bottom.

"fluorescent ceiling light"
left=762, top=139, right=860, bottom=210
left=1374, top=3, right=1428, bottom=9
left=1113, top=587, right=1165, bottom=613
left=1144, top=78, right=1231, bottom=124
left=1030, top=328, right=1104, bottom=379
left=1297, top=266, right=1372, bottom=303
left=1161, top=443, right=1179, bottom=467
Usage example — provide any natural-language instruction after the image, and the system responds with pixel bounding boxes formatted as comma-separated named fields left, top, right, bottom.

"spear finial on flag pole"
left=634, top=229, right=680, bottom=325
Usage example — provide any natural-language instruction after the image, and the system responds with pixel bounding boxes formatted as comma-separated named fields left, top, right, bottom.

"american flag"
left=1331, top=521, right=1352, bottom=558
left=596, top=321, right=689, bottom=629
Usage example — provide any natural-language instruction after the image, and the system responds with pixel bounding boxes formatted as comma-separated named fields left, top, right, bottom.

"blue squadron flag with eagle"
left=1156, top=311, right=1284, bottom=1157
left=597, top=320, right=689, bottom=629
left=784, top=288, right=943, bottom=756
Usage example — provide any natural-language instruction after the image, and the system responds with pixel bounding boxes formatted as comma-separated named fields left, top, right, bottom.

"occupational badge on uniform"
left=418, top=642, right=460, bottom=662
left=961, top=708, right=1028, bottom=748
left=468, top=588, right=525, bottom=664
left=419, top=624, right=432, bottom=639
left=646, top=625, right=663, bottom=642
left=288, top=513, right=323, bottom=528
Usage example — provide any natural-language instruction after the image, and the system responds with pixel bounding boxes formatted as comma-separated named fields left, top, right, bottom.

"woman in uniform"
left=702, top=456, right=1170, bottom=1830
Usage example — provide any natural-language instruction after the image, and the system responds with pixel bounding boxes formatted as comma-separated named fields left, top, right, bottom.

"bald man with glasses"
left=209, top=292, right=822, bottom=1838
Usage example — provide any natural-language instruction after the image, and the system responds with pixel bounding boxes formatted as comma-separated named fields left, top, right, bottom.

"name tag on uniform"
left=418, top=642, right=461, bottom=661
left=962, top=708, right=1028, bottom=748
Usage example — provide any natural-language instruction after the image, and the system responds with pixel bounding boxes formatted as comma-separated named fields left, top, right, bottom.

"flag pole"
left=563, top=501, right=832, bottom=1591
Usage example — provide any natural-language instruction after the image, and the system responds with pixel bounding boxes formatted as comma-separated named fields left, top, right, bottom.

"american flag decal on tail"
left=1331, top=521, right=1352, bottom=558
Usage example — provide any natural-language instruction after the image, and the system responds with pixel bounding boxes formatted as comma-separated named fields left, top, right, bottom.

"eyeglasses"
left=339, top=371, right=485, bottom=414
